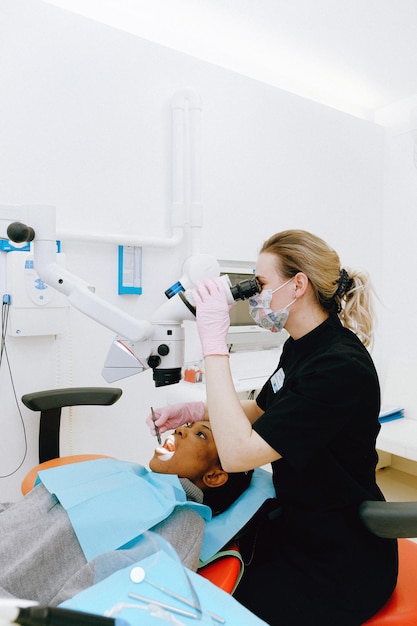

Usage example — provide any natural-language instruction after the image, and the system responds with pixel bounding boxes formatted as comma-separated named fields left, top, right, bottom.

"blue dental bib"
left=38, top=458, right=211, bottom=561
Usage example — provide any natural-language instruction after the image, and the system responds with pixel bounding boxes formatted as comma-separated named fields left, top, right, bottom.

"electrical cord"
left=0, top=299, right=28, bottom=477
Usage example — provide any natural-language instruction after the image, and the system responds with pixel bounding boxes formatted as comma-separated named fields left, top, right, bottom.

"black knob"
left=7, top=222, right=35, bottom=243
left=147, top=355, right=161, bottom=369
left=157, top=344, right=170, bottom=357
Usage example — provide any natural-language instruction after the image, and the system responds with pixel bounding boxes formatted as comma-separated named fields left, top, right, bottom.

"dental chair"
left=21, top=387, right=243, bottom=594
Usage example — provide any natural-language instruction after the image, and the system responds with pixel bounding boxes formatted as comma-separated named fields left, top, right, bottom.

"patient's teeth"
left=154, top=433, right=176, bottom=461
left=155, top=445, right=174, bottom=461
left=164, top=435, right=175, bottom=452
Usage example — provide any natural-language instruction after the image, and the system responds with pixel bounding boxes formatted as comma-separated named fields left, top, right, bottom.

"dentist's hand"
left=192, top=278, right=232, bottom=357
left=146, top=401, right=206, bottom=435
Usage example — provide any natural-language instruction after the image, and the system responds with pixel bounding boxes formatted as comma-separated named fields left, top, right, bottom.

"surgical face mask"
left=248, top=278, right=295, bottom=332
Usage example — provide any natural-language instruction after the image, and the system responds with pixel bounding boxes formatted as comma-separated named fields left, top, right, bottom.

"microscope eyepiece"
left=229, top=277, right=261, bottom=301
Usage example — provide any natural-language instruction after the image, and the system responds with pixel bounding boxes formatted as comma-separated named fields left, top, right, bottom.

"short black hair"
left=203, top=468, right=254, bottom=515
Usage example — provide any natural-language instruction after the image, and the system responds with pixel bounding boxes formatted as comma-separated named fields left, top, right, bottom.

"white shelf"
left=377, top=418, right=417, bottom=463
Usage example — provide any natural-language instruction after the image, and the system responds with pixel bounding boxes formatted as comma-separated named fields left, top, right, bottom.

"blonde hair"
left=260, top=230, right=375, bottom=348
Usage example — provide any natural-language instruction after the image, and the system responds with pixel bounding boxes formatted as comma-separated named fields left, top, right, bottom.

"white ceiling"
left=43, top=0, right=417, bottom=121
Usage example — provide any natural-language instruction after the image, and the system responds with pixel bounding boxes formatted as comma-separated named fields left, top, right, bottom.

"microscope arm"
left=2, top=205, right=221, bottom=386
left=34, top=239, right=153, bottom=342
left=2, top=206, right=152, bottom=343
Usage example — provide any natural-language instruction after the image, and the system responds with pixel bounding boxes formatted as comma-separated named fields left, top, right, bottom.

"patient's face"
left=149, top=421, right=220, bottom=490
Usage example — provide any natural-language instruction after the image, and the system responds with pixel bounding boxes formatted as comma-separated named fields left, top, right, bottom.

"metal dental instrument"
left=129, top=566, right=225, bottom=624
left=151, top=406, right=162, bottom=445
left=128, top=592, right=197, bottom=619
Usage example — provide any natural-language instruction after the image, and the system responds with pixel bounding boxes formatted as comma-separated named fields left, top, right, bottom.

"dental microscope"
left=1, top=205, right=260, bottom=387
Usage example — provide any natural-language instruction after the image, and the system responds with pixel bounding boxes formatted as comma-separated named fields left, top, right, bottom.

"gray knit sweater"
left=0, top=479, right=206, bottom=605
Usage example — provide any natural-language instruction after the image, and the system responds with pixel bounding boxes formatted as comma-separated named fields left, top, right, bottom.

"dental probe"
left=0, top=604, right=129, bottom=626
left=151, top=406, right=162, bottom=445
left=128, top=592, right=197, bottom=619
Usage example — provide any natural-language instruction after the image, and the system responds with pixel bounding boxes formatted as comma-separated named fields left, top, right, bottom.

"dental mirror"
left=130, top=565, right=199, bottom=609
left=130, top=566, right=146, bottom=584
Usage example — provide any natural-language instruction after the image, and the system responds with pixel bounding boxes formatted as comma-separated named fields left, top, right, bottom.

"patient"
left=0, top=421, right=253, bottom=606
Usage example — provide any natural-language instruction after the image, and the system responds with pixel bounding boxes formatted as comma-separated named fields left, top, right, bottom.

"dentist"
left=149, top=229, right=398, bottom=626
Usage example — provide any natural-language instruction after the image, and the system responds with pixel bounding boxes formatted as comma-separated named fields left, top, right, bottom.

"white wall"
left=374, top=97, right=417, bottom=394
left=0, top=0, right=385, bottom=499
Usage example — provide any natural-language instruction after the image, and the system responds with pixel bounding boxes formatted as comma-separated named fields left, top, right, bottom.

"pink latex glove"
left=192, top=278, right=232, bottom=357
left=146, top=401, right=206, bottom=436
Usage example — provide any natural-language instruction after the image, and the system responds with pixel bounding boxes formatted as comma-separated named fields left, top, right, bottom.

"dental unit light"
left=1, top=206, right=260, bottom=387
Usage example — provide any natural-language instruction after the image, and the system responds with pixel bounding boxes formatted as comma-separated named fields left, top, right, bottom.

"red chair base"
left=198, top=542, right=242, bottom=594
left=363, top=538, right=417, bottom=625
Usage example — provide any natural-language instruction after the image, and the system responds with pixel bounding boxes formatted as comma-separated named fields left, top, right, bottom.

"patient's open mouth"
left=155, top=434, right=176, bottom=461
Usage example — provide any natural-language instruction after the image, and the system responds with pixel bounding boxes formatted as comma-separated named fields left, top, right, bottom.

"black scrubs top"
left=234, top=315, right=398, bottom=626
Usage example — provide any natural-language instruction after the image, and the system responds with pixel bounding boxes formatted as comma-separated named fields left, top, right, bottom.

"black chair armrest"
left=22, top=387, right=123, bottom=463
left=360, top=500, right=417, bottom=539
left=22, top=387, right=122, bottom=411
